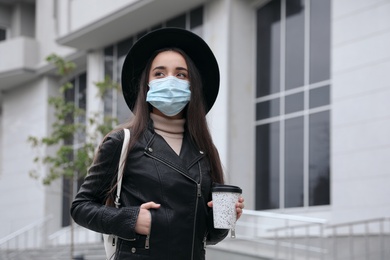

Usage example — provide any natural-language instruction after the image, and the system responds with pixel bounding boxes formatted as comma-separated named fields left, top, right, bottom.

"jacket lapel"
left=143, top=128, right=205, bottom=182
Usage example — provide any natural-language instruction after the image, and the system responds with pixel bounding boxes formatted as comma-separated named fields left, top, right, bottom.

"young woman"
left=71, top=28, right=244, bottom=260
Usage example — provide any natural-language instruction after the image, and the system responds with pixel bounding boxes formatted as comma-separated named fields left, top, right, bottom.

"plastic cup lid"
left=212, top=184, right=242, bottom=193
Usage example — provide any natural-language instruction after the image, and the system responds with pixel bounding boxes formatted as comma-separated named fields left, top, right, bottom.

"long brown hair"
left=106, top=48, right=224, bottom=202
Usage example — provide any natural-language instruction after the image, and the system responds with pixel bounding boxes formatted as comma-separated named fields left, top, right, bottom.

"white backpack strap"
left=114, top=128, right=130, bottom=208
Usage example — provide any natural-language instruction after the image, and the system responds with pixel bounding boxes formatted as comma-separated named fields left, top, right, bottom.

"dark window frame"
left=255, top=0, right=331, bottom=210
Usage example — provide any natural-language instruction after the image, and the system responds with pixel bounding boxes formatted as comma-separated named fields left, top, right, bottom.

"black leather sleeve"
left=70, top=131, right=140, bottom=240
left=206, top=209, right=229, bottom=245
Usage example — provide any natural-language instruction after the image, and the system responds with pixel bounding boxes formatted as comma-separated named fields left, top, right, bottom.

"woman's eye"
left=177, top=73, right=187, bottom=78
left=154, top=72, right=164, bottom=77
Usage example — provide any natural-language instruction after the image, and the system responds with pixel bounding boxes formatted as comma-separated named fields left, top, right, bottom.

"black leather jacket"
left=71, top=122, right=228, bottom=260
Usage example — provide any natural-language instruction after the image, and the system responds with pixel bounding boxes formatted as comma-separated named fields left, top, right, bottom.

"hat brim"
left=121, top=27, right=220, bottom=114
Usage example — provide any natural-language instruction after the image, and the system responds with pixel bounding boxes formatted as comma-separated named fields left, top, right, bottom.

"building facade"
left=1, top=0, right=390, bottom=255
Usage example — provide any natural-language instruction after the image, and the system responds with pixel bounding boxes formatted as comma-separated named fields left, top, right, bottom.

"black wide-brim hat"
left=121, top=27, right=220, bottom=113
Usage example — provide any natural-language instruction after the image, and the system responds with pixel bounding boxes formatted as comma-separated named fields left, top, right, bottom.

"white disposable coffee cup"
left=212, top=184, right=242, bottom=234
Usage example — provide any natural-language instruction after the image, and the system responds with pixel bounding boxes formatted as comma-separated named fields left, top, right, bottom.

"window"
left=0, top=27, right=6, bottom=42
left=62, top=73, right=87, bottom=227
left=255, top=0, right=330, bottom=210
left=103, top=6, right=204, bottom=124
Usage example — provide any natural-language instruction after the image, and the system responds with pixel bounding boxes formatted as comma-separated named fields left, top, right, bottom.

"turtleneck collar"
left=150, top=113, right=185, bottom=155
left=150, top=113, right=185, bottom=136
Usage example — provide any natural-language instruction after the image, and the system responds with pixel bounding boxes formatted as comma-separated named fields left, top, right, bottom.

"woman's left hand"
left=235, top=197, right=245, bottom=220
left=207, top=196, right=245, bottom=220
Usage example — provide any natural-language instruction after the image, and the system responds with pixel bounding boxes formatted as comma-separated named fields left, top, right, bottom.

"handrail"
left=0, top=215, right=53, bottom=244
left=0, top=215, right=53, bottom=249
left=267, top=221, right=325, bottom=232
left=48, top=222, right=102, bottom=245
left=48, top=224, right=71, bottom=240
left=243, top=209, right=327, bottom=224
left=327, top=217, right=389, bottom=229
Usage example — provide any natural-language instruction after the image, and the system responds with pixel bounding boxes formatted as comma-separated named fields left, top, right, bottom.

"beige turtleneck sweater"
left=150, top=113, right=185, bottom=155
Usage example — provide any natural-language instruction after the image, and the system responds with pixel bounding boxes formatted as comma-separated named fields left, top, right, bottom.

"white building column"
left=204, top=0, right=256, bottom=208
left=86, top=50, right=105, bottom=140
left=203, top=0, right=231, bottom=179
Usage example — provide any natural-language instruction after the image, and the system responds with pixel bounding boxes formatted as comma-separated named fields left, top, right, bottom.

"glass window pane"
left=256, top=98, right=280, bottom=120
left=285, top=0, right=305, bottom=90
left=117, top=92, right=131, bottom=124
left=62, top=177, right=71, bottom=227
left=309, top=111, right=330, bottom=206
left=64, top=80, right=75, bottom=145
left=309, top=85, right=330, bottom=108
left=285, top=92, right=304, bottom=114
left=256, top=0, right=281, bottom=97
left=256, top=122, right=280, bottom=210
left=117, top=37, right=133, bottom=58
left=0, top=28, right=6, bottom=41
left=103, top=46, right=114, bottom=117
left=285, top=116, right=304, bottom=208
left=104, top=46, right=114, bottom=79
left=166, top=14, right=186, bottom=28
left=78, top=73, right=87, bottom=111
left=104, top=90, right=113, bottom=117
left=310, top=0, right=330, bottom=83
left=117, top=38, right=133, bottom=82
left=76, top=74, right=87, bottom=143
left=190, top=6, right=203, bottom=29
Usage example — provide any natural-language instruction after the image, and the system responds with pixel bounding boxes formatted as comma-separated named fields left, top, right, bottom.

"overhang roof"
left=0, top=51, right=86, bottom=91
left=57, top=0, right=206, bottom=50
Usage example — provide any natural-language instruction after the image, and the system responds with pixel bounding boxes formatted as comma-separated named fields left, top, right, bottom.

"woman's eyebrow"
left=152, top=66, right=188, bottom=71
left=152, top=66, right=166, bottom=71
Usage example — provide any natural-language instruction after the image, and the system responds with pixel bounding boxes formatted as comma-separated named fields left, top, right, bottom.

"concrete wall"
left=203, top=0, right=231, bottom=180
left=36, top=0, right=73, bottom=65
left=68, top=0, right=138, bottom=33
left=204, top=0, right=257, bottom=209
left=226, top=0, right=257, bottom=210
left=331, top=0, right=390, bottom=223
left=0, top=77, right=56, bottom=238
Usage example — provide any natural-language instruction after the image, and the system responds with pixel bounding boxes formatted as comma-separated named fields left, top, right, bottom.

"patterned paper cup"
left=212, top=184, right=242, bottom=229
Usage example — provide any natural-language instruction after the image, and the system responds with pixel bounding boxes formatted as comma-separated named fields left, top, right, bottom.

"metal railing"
left=0, top=215, right=53, bottom=250
left=234, top=209, right=328, bottom=259
left=0, top=215, right=101, bottom=251
left=48, top=222, right=101, bottom=246
left=233, top=210, right=390, bottom=260
left=326, top=217, right=390, bottom=260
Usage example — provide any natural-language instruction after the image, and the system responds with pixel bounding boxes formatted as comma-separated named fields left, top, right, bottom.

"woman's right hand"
left=135, top=201, right=160, bottom=235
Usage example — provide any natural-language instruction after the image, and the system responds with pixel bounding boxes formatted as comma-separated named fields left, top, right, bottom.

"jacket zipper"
left=116, top=214, right=150, bottom=249
left=190, top=163, right=202, bottom=260
left=145, top=152, right=202, bottom=260
left=145, top=234, right=150, bottom=249
left=203, top=233, right=208, bottom=249
left=145, top=210, right=151, bottom=249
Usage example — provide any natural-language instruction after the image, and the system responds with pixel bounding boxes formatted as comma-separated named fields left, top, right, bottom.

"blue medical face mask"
left=146, top=76, right=191, bottom=117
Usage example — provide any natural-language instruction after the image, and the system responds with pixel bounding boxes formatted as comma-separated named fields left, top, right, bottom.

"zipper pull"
left=112, top=236, right=116, bottom=246
left=231, top=227, right=236, bottom=239
left=203, top=236, right=207, bottom=249
left=197, top=184, right=201, bottom=197
left=145, top=234, right=150, bottom=249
